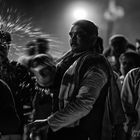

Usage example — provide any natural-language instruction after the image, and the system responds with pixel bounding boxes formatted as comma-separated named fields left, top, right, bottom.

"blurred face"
left=30, top=65, right=55, bottom=87
left=26, top=45, right=36, bottom=56
left=29, top=56, right=55, bottom=87
left=120, top=58, right=132, bottom=76
left=69, top=25, right=91, bottom=52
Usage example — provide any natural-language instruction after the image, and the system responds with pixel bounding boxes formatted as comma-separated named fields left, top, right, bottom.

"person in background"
left=18, top=37, right=51, bottom=68
left=119, top=51, right=140, bottom=85
left=26, top=53, right=56, bottom=140
left=0, top=30, right=51, bottom=139
left=18, top=38, right=56, bottom=140
left=103, top=34, right=129, bottom=75
left=121, top=67, right=140, bottom=140
left=26, top=20, right=125, bottom=140
left=126, top=43, right=136, bottom=52
left=18, top=40, right=36, bottom=68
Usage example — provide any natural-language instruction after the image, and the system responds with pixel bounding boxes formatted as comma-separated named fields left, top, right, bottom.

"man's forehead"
left=70, top=25, right=85, bottom=32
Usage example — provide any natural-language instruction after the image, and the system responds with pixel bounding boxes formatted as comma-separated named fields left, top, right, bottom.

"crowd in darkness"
left=0, top=19, right=140, bottom=140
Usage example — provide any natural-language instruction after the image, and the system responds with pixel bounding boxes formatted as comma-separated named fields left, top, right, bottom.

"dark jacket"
left=0, top=79, right=21, bottom=135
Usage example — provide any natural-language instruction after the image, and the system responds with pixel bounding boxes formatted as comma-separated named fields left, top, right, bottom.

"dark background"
left=1, top=0, right=140, bottom=59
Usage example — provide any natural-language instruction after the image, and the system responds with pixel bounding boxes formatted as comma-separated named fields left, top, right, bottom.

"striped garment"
left=48, top=51, right=125, bottom=139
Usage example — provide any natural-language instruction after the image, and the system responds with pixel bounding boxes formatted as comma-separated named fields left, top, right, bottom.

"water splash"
left=0, top=0, right=65, bottom=60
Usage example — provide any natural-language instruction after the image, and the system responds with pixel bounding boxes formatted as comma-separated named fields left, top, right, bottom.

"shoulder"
left=126, top=67, right=140, bottom=78
left=123, top=67, right=140, bottom=87
left=79, top=53, right=106, bottom=63
left=77, top=53, right=109, bottom=78
left=78, top=53, right=109, bottom=70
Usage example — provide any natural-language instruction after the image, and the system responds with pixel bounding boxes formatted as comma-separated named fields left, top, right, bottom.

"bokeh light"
left=73, top=7, right=87, bottom=20
left=64, top=1, right=100, bottom=25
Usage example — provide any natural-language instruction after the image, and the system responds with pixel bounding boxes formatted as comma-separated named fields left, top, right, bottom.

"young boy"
left=27, top=53, right=56, bottom=140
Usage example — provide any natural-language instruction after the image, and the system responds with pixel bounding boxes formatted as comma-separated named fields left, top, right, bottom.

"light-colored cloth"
left=121, top=67, right=140, bottom=139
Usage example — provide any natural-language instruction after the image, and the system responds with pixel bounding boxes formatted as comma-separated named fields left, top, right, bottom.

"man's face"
left=69, top=25, right=91, bottom=52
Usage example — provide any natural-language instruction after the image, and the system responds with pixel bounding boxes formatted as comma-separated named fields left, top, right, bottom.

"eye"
left=39, top=68, right=50, bottom=77
left=77, top=32, right=87, bottom=38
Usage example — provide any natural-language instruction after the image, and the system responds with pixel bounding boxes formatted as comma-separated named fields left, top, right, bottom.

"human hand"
left=26, top=119, right=49, bottom=134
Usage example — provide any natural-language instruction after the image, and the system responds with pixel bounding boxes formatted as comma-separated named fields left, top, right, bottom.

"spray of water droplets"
left=0, top=0, right=65, bottom=60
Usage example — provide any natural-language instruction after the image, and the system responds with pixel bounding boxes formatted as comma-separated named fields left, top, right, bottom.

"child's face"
left=31, top=65, right=55, bottom=87
left=120, top=58, right=132, bottom=76
left=29, top=54, right=56, bottom=87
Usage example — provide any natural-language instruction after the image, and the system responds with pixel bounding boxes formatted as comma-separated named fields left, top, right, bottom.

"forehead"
left=70, top=25, right=85, bottom=33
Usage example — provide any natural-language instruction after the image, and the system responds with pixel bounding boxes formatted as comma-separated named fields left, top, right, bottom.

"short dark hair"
left=109, top=34, right=128, bottom=47
left=36, top=37, right=49, bottom=53
left=119, top=51, right=140, bottom=66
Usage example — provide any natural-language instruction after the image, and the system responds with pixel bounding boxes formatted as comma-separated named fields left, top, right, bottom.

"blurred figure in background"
left=0, top=30, right=52, bottom=139
left=121, top=67, right=140, bottom=140
left=18, top=40, right=36, bottom=68
left=35, top=38, right=50, bottom=54
left=104, top=34, right=128, bottom=75
left=18, top=38, right=56, bottom=140
left=26, top=53, right=56, bottom=140
left=119, top=51, right=140, bottom=84
left=18, top=37, right=51, bottom=68
left=0, top=30, right=28, bottom=137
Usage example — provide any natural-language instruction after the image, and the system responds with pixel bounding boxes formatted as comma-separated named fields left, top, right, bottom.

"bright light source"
left=73, top=8, right=87, bottom=20
left=65, top=1, right=99, bottom=24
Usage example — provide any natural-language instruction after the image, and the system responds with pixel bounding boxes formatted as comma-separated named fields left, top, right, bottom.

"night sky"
left=1, top=0, right=140, bottom=60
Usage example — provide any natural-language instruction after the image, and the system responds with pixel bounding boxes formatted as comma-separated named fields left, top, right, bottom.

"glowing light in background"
left=65, top=1, right=99, bottom=23
left=73, top=7, right=87, bottom=20
left=62, top=1, right=101, bottom=38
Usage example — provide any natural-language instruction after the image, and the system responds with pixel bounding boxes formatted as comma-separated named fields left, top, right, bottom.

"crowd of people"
left=0, top=19, right=140, bottom=140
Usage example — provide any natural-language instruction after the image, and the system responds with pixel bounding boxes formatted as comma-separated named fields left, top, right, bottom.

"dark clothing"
left=32, top=87, right=53, bottom=120
left=31, top=86, right=55, bottom=140
left=0, top=59, right=36, bottom=134
left=0, top=79, right=21, bottom=135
